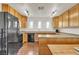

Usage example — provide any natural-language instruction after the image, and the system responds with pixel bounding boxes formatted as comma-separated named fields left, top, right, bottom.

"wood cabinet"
left=2, top=4, right=9, bottom=12
left=9, top=6, right=15, bottom=16
left=69, top=4, right=79, bottom=27
left=59, top=15, right=63, bottom=28
left=23, top=33, right=28, bottom=44
left=39, top=38, right=79, bottom=45
left=14, top=10, right=20, bottom=18
left=53, top=16, right=62, bottom=28
left=62, top=11, right=69, bottom=27
left=53, top=16, right=59, bottom=28
left=2, top=4, right=27, bottom=28
left=2, top=4, right=27, bottom=44
left=21, top=16, right=27, bottom=28
left=17, top=15, right=27, bottom=28
left=53, top=4, right=79, bottom=28
left=2, top=4, right=15, bottom=16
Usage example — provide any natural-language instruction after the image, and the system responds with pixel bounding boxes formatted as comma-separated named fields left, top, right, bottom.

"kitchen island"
left=38, top=33, right=79, bottom=45
left=48, top=44, right=79, bottom=55
left=38, top=33, right=79, bottom=55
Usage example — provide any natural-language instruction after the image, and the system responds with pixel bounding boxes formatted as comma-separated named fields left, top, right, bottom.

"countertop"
left=20, top=28, right=55, bottom=33
left=48, top=44, right=79, bottom=55
left=38, top=33, right=79, bottom=38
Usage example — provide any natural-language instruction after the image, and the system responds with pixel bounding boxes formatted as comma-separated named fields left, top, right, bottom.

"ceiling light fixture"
left=25, top=8, right=30, bottom=16
left=51, top=9, right=57, bottom=17
left=52, top=9, right=57, bottom=14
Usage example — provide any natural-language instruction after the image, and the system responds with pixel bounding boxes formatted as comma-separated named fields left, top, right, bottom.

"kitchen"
left=0, top=3, right=79, bottom=55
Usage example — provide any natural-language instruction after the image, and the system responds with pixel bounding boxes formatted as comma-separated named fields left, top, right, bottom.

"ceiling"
left=9, top=3, right=76, bottom=17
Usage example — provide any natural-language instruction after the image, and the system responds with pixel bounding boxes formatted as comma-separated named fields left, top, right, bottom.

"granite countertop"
left=38, top=33, right=79, bottom=38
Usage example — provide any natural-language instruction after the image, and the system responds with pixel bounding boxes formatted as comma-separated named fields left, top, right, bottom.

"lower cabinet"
left=23, top=33, right=28, bottom=44
left=39, top=38, right=79, bottom=55
left=39, top=38, right=79, bottom=45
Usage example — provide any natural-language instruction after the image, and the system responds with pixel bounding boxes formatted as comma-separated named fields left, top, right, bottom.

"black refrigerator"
left=0, top=12, right=19, bottom=55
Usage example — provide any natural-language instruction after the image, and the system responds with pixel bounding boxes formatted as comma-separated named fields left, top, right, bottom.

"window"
left=29, top=21, right=33, bottom=28
left=38, top=21, right=41, bottom=28
left=46, top=21, right=50, bottom=28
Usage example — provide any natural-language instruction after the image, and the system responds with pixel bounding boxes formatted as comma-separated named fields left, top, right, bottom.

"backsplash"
left=59, top=28, right=79, bottom=35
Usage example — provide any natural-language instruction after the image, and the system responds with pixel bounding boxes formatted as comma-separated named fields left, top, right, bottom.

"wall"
left=27, top=17, right=55, bottom=31
left=59, top=28, right=79, bottom=35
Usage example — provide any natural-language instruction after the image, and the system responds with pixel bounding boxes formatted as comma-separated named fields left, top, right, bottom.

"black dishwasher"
left=28, top=33, right=34, bottom=42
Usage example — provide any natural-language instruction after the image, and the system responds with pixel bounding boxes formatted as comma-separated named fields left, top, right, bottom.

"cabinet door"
left=53, top=16, right=59, bottom=28
left=21, top=16, right=27, bottom=28
left=69, top=4, right=79, bottom=27
left=59, top=15, right=63, bottom=28
left=14, top=10, right=19, bottom=18
left=9, top=7, right=15, bottom=16
left=2, top=4, right=9, bottom=12
left=62, top=11, right=69, bottom=27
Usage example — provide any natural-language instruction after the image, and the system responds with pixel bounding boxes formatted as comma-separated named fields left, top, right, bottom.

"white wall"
left=59, top=28, right=79, bottom=35
left=27, top=17, right=54, bottom=29
left=26, top=17, right=55, bottom=31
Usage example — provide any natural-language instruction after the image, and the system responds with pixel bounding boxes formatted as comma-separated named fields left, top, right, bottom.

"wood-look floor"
left=17, top=42, right=51, bottom=55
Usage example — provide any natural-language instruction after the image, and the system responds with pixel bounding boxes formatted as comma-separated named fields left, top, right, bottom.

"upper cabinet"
left=21, top=16, right=27, bottom=28
left=2, top=4, right=27, bottom=28
left=69, top=4, right=79, bottom=27
left=14, top=10, right=19, bottom=18
left=2, top=4, right=9, bottom=12
left=62, top=11, right=69, bottom=28
left=53, top=15, right=63, bottom=28
left=2, top=4, right=15, bottom=16
left=53, top=16, right=59, bottom=28
left=53, top=4, right=79, bottom=28
left=9, top=6, right=15, bottom=16
left=59, top=15, right=63, bottom=28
